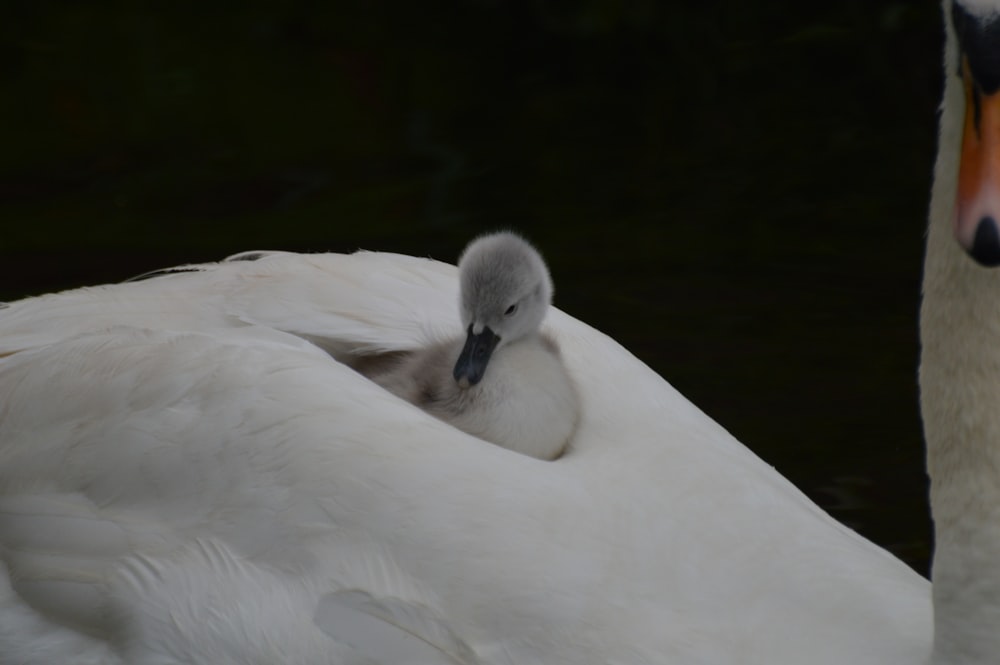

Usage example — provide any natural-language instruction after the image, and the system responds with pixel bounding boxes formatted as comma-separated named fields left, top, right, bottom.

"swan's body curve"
left=0, top=249, right=930, bottom=664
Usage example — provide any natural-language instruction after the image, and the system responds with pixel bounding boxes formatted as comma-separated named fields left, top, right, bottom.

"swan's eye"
left=504, top=304, right=517, bottom=316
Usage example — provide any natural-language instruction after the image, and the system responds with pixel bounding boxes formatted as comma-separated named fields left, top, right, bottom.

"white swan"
left=355, top=231, right=578, bottom=460
left=0, top=249, right=931, bottom=664
left=920, top=1, right=1000, bottom=661
left=16, top=5, right=1000, bottom=662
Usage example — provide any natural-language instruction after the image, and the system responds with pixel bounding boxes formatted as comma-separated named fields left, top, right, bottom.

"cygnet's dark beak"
left=453, top=325, right=500, bottom=388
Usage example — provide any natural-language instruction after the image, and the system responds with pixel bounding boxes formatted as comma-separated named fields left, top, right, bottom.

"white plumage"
left=0, top=248, right=930, bottom=664
left=921, top=1, right=1000, bottom=662
left=12, top=0, right=1000, bottom=660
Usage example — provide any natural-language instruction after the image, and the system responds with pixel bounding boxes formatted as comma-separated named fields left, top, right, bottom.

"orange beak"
left=955, top=56, right=1000, bottom=265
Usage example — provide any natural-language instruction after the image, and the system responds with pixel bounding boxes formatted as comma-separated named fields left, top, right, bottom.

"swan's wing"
left=219, top=251, right=461, bottom=355
left=315, top=591, right=479, bottom=665
left=0, top=324, right=534, bottom=663
left=0, top=492, right=173, bottom=639
left=0, top=250, right=457, bottom=359
left=0, top=494, right=464, bottom=665
left=0, top=249, right=933, bottom=664
left=108, top=538, right=373, bottom=665
left=0, top=275, right=230, bottom=357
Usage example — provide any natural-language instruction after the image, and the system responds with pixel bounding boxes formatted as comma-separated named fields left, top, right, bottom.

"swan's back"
left=0, top=249, right=931, bottom=664
left=0, top=251, right=457, bottom=358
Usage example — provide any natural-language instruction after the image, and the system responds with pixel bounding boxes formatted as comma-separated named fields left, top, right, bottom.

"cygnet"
left=364, top=232, right=579, bottom=460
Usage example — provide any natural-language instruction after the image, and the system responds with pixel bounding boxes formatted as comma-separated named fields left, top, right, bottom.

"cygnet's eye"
left=504, top=303, right=517, bottom=316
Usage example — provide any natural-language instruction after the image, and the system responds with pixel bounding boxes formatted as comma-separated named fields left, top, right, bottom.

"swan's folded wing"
left=0, top=493, right=165, bottom=638
left=0, top=249, right=506, bottom=360
left=315, top=590, right=480, bottom=665
left=221, top=251, right=462, bottom=355
left=0, top=322, right=541, bottom=662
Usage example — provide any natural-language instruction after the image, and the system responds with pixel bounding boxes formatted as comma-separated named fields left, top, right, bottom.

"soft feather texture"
left=0, top=248, right=931, bottom=664
left=920, top=1, right=1000, bottom=662
left=355, top=232, right=578, bottom=460
left=359, top=334, right=577, bottom=460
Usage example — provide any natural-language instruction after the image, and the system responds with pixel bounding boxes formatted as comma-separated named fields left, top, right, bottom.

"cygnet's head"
left=453, top=231, right=553, bottom=387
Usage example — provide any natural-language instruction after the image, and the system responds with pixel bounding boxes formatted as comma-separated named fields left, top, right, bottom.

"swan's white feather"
left=0, top=248, right=931, bottom=664
left=224, top=251, right=462, bottom=354
left=315, top=590, right=477, bottom=665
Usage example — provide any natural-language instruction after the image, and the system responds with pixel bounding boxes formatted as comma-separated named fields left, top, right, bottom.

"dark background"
left=0, top=1, right=942, bottom=573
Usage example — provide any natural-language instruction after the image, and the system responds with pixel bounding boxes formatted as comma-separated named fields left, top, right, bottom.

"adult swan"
left=0, top=254, right=931, bottom=665
left=10, top=4, right=997, bottom=663
left=921, top=0, right=1000, bottom=662
left=0, top=259, right=935, bottom=665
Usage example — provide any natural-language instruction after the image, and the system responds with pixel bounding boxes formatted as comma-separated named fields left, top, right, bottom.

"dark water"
left=0, top=2, right=941, bottom=574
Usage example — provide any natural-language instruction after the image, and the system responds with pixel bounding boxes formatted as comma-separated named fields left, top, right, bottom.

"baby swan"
left=367, top=232, right=579, bottom=460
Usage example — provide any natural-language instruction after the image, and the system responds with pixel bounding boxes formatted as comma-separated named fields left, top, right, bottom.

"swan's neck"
left=921, top=9, right=1000, bottom=659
